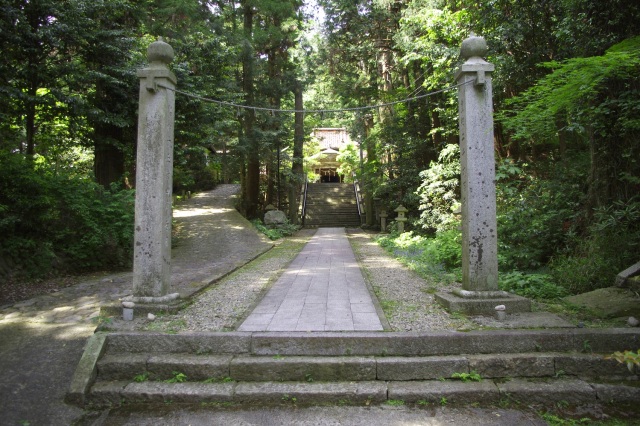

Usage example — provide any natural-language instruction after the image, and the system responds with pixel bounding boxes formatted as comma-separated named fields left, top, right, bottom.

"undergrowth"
left=251, top=219, right=300, bottom=240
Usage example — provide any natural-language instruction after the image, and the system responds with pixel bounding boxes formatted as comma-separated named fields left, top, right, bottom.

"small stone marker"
left=379, top=209, right=388, bottom=232
left=122, top=301, right=135, bottom=321
left=495, top=305, right=506, bottom=321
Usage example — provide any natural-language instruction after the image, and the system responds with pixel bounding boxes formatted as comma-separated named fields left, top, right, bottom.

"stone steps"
left=68, top=330, right=640, bottom=410
left=85, top=378, right=639, bottom=408
left=304, top=183, right=361, bottom=227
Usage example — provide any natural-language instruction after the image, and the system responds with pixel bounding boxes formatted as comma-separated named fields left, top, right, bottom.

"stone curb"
left=65, top=332, right=108, bottom=406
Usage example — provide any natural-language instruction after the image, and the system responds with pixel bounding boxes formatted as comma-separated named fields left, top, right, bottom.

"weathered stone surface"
left=388, top=380, right=499, bottom=404
left=105, top=332, right=251, bottom=355
left=592, top=383, right=640, bottom=404
left=249, top=330, right=640, bottom=357
left=470, top=312, right=574, bottom=329
left=234, top=381, right=386, bottom=406
left=554, top=354, right=638, bottom=379
left=435, top=291, right=531, bottom=315
left=97, top=353, right=150, bottom=381
left=264, top=210, right=287, bottom=225
left=455, top=37, right=499, bottom=292
left=616, top=261, right=640, bottom=287
left=230, top=356, right=376, bottom=381
left=66, top=333, right=108, bottom=406
left=376, top=356, right=468, bottom=381
left=121, top=382, right=234, bottom=404
left=564, top=287, right=640, bottom=319
left=133, top=39, right=177, bottom=298
left=468, top=354, right=555, bottom=378
left=497, top=379, right=595, bottom=405
left=88, top=381, right=128, bottom=407
left=147, top=354, right=232, bottom=381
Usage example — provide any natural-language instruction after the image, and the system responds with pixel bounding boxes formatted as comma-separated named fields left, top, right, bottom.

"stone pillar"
left=131, top=38, right=179, bottom=302
left=435, top=34, right=530, bottom=315
left=455, top=34, right=499, bottom=293
left=379, top=209, right=388, bottom=232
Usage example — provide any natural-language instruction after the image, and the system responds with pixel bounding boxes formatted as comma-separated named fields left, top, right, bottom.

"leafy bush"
left=251, top=219, right=299, bottom=240
left=551, top=197, right=640, bottom=294
left=416, top=144, right=460, bottom=232
left=499, top=271, right=568, bottom=300
left=0, top=153, right=135, bottom=278
left=495, top=158, right=585, bottom=271
left=377, top=230, right=462, bottom=282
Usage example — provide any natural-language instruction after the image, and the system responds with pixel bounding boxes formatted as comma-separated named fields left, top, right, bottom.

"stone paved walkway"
left=239, top=227, right=384, bottom=332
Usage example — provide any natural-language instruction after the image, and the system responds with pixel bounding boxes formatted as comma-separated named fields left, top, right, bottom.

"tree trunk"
left=242, top=2, right=259, bottom=218
left=288, top=81, right=304, bottom=224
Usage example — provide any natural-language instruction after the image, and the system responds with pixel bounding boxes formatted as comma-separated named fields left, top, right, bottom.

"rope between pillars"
left=155, top=79, right=475, bottom=115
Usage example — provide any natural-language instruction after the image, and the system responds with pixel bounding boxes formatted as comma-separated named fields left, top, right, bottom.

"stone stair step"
left=67, top=330, right=640, bottom=409
left=94, top=352, right=636, bottom=384
left=86, top=378, right=640, bottom=409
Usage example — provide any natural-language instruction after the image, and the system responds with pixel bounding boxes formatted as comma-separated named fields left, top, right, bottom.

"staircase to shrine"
left=68, top=329, right=640, bottom=410
left=304, top=183, right=361, bottom=228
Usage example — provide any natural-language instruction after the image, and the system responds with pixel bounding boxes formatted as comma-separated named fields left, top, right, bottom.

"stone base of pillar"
left=99, top=294, right=186, bottom=319
left=435, top=291, right=531, bottom=315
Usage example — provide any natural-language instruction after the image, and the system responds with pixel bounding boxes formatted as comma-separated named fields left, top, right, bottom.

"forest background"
left=1, top=0, right=638, bottom=302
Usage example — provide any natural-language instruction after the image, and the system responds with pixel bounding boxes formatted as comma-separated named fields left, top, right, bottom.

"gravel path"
left=139, top=229, right=472, bottom=333
left=165, top=230, right=316, bottom=332
left=348, top=230, right=472, bottom=332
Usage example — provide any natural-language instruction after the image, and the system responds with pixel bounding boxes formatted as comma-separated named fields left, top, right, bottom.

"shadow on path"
left=0, top=184, right=272, bottom=425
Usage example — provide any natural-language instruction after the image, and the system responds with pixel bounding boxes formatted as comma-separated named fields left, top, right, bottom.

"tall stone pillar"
left=435, top=34, right=530, bottom=315
left=456, top=34, right=498, bottom=292
left=131, top=38, right=179, bottom=302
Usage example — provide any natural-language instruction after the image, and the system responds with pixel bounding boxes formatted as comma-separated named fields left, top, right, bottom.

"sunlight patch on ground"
left=173, top=207, right=231, bottom=218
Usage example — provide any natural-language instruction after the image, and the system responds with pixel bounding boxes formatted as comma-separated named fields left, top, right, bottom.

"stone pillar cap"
left=148, top=37, right=174, bottom=65
left=394, top=205, right=408, bottom=213
left=461, top=33, right=488, bottom=60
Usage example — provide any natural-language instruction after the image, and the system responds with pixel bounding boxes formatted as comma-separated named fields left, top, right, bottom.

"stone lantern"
left=394, top=205, right=408, bottom=233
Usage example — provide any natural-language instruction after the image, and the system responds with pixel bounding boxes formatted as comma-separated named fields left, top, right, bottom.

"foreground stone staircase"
left=68, top=329, right=640, bottom=410
left=304, top=183, right=361, bottom=227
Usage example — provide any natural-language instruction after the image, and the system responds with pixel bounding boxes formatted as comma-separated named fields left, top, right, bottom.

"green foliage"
left=336, top=143, right=359, bottom=183
left=501, top=36, right=640, bottom=143
left=451, top=371, right=482, bottom=382
left=416, top=144, right=460, bottom=232
left=499, top=272, right=568, bottom=300
left=133, top=372, right=149, bottom=383
left=386, top=399, right=405, bottom=406
left=551, top=197, right=640, bottom=294
left=376, top=230, right=462, bottom=282
left=165, top=371, right=188, bottom=383
left=496, top=158, right=585, bottom=271
left=605, top=350, right=640, bottom=373
left=251, top=219, right=300, bottom=240
left=0, top=154, right=134, bottom=279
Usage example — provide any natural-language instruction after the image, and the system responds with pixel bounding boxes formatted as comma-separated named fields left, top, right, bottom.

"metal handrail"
left=353, top=173, right=363, bottom=222
left=300, top=178, right=308, bottom=225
